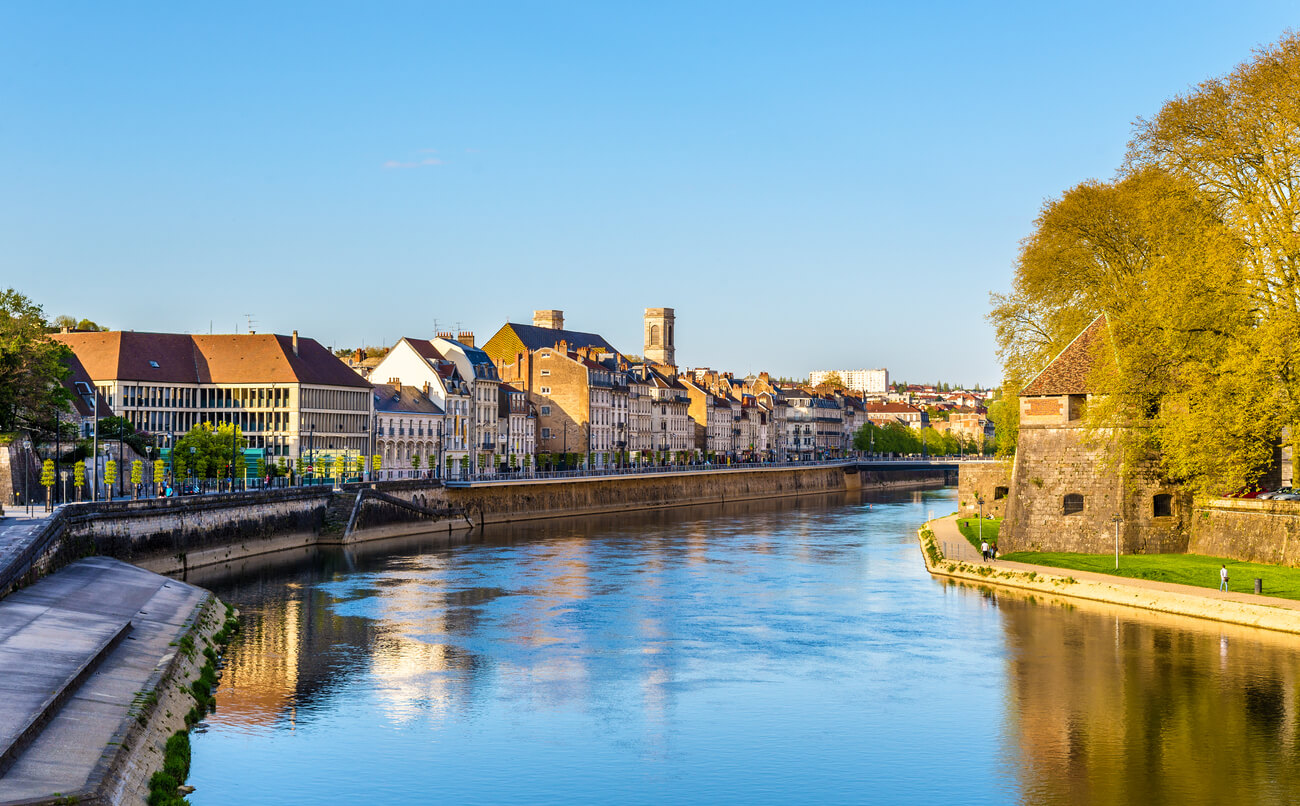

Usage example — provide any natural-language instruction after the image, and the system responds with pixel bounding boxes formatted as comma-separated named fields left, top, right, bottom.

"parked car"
left=1273, top=491, right=1300, bottom=501
left=1259, top=487, right=1293, bottom=500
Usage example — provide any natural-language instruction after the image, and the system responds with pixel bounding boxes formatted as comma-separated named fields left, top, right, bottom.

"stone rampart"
left=956, top=462, right=1011, bottom=518
left=1002, top=425, right=1188, bottom=554
left=1190, top=499, right=1300, bottom=566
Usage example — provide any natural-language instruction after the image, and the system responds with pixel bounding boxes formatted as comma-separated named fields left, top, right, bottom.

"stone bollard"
left=1255, top=578, right=1263, bottom=595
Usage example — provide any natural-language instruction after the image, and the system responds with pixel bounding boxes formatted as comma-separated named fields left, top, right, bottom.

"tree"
left=822, top=372, right=846, bottom=390
left=988, top=166, right=1245, bottom=484
left=40, top=459, right=54, bottom=510
left=73, top=460, right=85, bottom=500
left=0, top=289, right=73, bottom=434
left=371, top=454, right=382, bottom=473
left=103, top=459, right=117, bottom=498
left=173, top=422, right=247, bottom=481
left=131, top=460, right=143, bottom=499
left=52, top=315, right=106, bottom=332
left=153, top=458, right=166, bottom=490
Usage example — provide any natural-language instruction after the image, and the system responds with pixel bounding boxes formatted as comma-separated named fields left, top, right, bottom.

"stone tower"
left=533, top=310, right=564, bottom=330
left=644, top=307, right=675, bottom=367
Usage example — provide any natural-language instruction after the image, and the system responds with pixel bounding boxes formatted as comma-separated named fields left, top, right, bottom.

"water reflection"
left=189, top=489, right=1300, bottom=805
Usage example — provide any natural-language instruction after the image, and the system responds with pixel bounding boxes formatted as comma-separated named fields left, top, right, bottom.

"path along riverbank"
left=919, top=514, right=1300, bottom=637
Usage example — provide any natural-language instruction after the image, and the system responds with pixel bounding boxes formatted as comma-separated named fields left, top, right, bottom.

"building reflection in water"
left=204, top=492, right=862, bottom=737
left=996, top=587, right=1300, bottom=806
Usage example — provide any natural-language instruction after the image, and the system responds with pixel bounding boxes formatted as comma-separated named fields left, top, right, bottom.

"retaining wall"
left=1190, top=499, right=1300, bottom=566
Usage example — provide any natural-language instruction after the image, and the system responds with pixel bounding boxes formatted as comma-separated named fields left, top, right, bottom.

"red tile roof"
left=51, top=331, right=370, bottom=388
left=1021, top=314, right=1111, bottom=396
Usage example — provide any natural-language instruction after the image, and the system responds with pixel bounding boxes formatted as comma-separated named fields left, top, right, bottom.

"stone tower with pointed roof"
left=999, top=314, right=1190, bottom=554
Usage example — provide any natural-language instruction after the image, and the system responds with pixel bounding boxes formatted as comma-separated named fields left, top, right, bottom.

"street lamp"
left=21, top=437, right=31, bottom=516
left=1112, top=513, right=1122, bottom=570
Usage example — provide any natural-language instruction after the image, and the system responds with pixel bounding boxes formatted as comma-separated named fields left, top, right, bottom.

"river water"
left=186, top=488, right=1300, bottom=805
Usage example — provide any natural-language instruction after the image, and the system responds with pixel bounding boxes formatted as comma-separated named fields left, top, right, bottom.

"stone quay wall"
left=15, top=488, right=331, bottom=582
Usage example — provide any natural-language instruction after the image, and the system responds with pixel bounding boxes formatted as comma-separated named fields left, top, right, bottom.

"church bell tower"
left=644, top=307, right=675, bottom=367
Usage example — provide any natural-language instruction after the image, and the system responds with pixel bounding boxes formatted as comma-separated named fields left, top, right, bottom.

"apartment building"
left=51, top=331, right=373, bottom=468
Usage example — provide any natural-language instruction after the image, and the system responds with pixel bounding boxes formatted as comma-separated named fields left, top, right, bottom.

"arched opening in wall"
left=994, top=486, right=1008, bottom=500
left=649, top=324, right=661, bottom=346
left=1062, top=493, right=1084, bottom=515
left=1153, top=493, right=1173, bottom=518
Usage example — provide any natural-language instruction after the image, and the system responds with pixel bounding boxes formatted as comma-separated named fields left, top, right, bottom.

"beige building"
left=51, top=330, right=373, bottom=472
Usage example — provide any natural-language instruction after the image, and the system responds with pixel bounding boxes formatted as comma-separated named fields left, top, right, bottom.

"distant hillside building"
left=809, top=368, right=889, bottom=394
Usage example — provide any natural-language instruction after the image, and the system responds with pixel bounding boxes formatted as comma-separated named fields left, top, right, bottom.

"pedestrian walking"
left=990, top=543, right=997, bottom=562
left=1220, top=565, right=1229, bottom=591
left=981, top=540, right=989, bottom=561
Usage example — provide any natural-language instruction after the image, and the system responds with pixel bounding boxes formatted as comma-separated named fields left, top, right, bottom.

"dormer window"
left=149, top=361, right=160, bottom=368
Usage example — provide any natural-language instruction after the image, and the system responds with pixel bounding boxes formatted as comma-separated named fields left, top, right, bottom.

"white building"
left=808, top=368, right=889, bottom=394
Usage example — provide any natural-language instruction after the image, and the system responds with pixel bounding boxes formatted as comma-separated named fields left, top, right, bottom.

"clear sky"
left=2, top=2, right=1295, bottom=385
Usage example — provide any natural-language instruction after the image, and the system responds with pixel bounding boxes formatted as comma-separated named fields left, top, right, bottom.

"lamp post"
left=21, top=438, right=32, bottom=516
left=1112, top=513, right=1122, bottom=570
left=436, top=421, right=444, bottom=481
left=59, top=470, right=68, bottom=506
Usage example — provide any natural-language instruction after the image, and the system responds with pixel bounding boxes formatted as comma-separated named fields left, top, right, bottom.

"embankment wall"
left=1190, top=499, right=1300, bottom=566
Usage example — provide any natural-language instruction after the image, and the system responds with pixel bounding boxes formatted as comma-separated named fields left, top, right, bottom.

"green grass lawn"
left=957, top=517, right=1002, bottom=550
left=1001, top=551, right=1300, bottom=600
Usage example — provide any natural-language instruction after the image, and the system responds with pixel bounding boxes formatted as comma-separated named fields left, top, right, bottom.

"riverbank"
left=0, top=558, right=230, bottom=806
left=919, top=515, right=1300, bottom=636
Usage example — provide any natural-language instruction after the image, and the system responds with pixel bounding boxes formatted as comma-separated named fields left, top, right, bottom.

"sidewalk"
left=0, top=507, right=57, bottom=583
left=926, top=514, right=1300, bottom=614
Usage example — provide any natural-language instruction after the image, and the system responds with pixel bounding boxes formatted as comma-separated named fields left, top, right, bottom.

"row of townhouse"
left=51, top=305, right=920, bottom=483
left=51, top=328, right=539, bottom=481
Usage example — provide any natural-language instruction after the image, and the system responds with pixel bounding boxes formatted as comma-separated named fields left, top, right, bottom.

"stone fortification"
left=1001, top=424, right=1188, bottom=554
left=956, top=462, right=1011, bottom=518
left=1190, top=498, right=1300, bottom=566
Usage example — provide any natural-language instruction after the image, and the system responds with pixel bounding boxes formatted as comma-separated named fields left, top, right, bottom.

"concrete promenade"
left=0, top=507, right=55, bottom=584
left=0, top=557, right=211, bottom=804
left=923, top=515, right=1300, bottom=633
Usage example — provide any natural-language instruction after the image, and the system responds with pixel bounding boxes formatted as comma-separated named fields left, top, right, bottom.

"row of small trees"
left=852, top=421, right=991, bottom=456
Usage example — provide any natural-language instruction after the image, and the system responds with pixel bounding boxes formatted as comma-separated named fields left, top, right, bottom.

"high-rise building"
left=809, top=368, right=889, bottom=394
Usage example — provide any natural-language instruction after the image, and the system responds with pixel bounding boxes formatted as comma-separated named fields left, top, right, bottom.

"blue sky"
left=2, top=2, right=1295, bottom=384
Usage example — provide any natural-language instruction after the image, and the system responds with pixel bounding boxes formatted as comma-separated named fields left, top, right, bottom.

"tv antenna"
left=243, top=313, right=257, bottom=334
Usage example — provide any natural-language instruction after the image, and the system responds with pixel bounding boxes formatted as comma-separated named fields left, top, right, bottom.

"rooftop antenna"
left=243, top=313, right=257, bottom=334
left=432, top=318, right=441, bottom=335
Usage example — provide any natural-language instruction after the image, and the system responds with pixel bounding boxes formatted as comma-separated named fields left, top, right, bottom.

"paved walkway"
left=0, top=557, right=209, bottom=802
left=928, top=514, right=1300, bottom=612
left=0, top=507, right=56, bottom=583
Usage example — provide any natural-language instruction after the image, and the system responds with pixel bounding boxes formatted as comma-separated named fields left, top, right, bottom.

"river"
left=185, top=487, right=1300, bottom=805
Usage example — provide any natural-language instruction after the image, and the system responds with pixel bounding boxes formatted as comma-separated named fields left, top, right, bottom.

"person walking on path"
left=981, top=540, right=989, bottom=561
left=1220, top=565, right=1230, bottom=592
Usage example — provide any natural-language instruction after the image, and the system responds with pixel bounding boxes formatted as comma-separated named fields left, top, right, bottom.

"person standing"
left=1220, top=565, right=1229, bottom=592
left=981, top=540, right=989, bottom=561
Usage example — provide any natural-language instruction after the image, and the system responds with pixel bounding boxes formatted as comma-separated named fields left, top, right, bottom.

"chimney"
left=437, top=331, right=454, bottom=340
left=355, top=348, right=364, bottom=362
left=292, top=330, right=299, bottom=356
left=458, top=331, right=475, bottom=347
left=533, top=310, right=564, bottom=330
left=422, top=382, right=430, bottom=396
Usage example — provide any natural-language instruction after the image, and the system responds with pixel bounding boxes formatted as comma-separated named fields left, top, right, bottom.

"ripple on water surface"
left=187, top=489, right=1300, bottom=805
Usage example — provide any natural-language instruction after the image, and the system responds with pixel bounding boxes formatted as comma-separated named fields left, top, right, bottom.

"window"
left=540, top=369, right=550, bottom=376
left=1153, top=494, right=1173, bottom=518
left=540, top=386, right=551, bottom=395
left=1063, top=493, right=1084, bottom=515
left=994, top=486, right=1008, bottom=500
left=541, top=406, right=551, bottom=415
left=542, top=428, right=552, bottom=439
left=149, top=360, right=159, bottom=368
